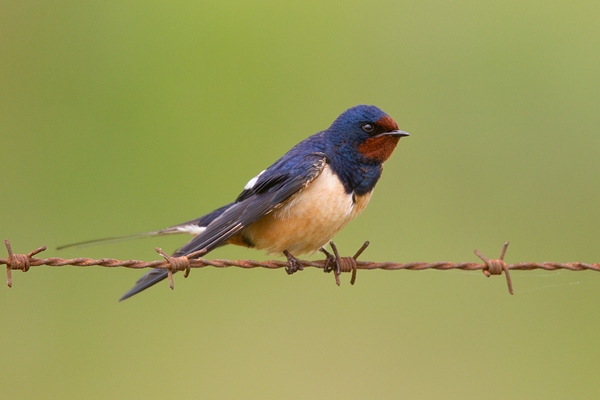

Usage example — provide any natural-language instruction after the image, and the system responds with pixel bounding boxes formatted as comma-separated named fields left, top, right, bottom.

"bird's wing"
left=172, top=152, right=327, bottom=256
left=119, top=152, right=327, bottom=300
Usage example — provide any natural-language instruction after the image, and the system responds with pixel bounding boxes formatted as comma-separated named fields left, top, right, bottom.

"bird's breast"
left=240, top=165, right=372, bottom=255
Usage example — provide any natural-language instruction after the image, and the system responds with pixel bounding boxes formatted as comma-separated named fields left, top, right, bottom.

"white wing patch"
left=175, top=225, right=207, bottom=236
left=244, top=169, right=266, bottom=190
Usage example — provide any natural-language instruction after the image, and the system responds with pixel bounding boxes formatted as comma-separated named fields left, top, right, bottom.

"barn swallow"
left=59, top=105, right=409, bottom=300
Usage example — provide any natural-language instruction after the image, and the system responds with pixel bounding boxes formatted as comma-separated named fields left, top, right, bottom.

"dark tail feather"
left=118, top=204, right=236, bottom=301
left=119, top=268, right=170, bottom=301
left=57, top=231, right=162, bottom=250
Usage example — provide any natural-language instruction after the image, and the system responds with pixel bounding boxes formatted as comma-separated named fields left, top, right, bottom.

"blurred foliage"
left=2, top=1, right=599, bottom=399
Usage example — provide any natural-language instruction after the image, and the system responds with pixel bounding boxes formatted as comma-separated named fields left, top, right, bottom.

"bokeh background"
left=2, top=1, right=600, bottom=399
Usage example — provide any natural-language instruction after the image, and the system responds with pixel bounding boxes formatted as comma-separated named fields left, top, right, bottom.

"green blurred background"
left=2, top=1, right=600, bottom=399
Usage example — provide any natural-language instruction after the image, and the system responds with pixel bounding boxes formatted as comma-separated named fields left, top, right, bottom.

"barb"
left=3, top=239, right=600, bottom=294
left=4, top=240, right=46, bottom=288
left=154, top=247, right=207, bottom=290
left=475, top=242, right=513, bottom=295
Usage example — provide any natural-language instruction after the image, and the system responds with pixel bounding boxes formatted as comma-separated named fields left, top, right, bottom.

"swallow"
left=59, top=105, right=409, bottom=300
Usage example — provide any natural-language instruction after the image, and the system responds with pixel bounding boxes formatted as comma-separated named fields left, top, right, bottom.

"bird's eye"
left=361, top=123, right=374, bottom=133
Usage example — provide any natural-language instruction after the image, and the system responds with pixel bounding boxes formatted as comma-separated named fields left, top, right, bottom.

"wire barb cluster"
left=155, top=247, right=207, bottom=290
left=3, top=239, right=600, bottom=294
left=475, top=242, right=513, bottom=294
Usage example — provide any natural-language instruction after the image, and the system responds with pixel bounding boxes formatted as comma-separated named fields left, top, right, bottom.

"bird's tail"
left=118, top=268, right=169, bottom=301
left=57, top=203, right=234, bottom=301
left=56, top=226, right=200, bottom=251
left=57, top=204, right=233, bottom=251
left=57, top=231, right=161, bottom=250
left=57, top=226, right=198, bottom=302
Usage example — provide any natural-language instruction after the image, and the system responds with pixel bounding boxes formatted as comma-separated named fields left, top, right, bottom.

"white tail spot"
left=176, top=225, right=206, bottom=236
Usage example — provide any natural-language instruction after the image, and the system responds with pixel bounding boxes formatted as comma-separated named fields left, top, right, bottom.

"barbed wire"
left=3, top=239, right=600, bottom=294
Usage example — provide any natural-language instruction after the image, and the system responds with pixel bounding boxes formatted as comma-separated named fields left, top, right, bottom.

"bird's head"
left=329, top=105, right=409, bottom=163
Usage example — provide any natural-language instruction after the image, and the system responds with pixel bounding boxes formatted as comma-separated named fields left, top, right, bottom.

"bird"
left=59, top=105, right=409, bottom=300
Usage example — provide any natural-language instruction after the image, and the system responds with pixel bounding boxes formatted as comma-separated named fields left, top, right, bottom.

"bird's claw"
left=284, top=250, right=304, bottom=275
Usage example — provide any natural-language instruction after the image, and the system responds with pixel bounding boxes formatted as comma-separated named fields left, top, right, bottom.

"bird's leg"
left=283, top=250, right=304, bottom=275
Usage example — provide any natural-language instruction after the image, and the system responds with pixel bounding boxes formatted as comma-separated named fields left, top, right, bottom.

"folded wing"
left=119, top=152, right=327, bottom=300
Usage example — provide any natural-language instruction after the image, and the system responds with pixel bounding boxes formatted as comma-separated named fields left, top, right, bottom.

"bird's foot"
left=283, top=250, right=304, bottom=275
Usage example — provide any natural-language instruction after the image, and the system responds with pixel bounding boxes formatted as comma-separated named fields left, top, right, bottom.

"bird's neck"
left=328, top=153, right=383, bottom=196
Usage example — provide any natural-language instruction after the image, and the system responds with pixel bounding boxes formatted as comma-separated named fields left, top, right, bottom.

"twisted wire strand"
left=3, top=239, right=600, bottom=293
left=3, top=256, right=600, bottom=271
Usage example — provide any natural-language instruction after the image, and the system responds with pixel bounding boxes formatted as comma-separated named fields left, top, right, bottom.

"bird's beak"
left=381, top=130, right=410, bottom=137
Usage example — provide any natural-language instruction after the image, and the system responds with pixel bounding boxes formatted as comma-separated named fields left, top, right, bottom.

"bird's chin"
left=357, top=135, right=401, bottom=162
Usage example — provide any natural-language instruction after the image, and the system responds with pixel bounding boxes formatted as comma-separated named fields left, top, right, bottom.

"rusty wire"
left=3, top=239, right=600, bottom=294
